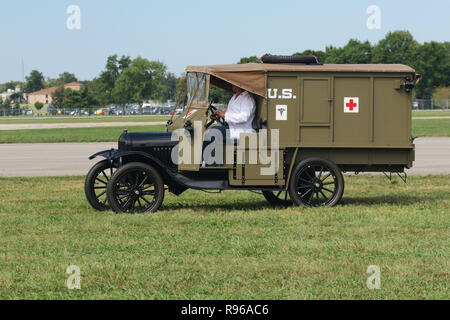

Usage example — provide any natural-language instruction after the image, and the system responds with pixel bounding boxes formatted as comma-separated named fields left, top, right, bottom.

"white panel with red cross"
left=344, top=97, right=359, bottom=113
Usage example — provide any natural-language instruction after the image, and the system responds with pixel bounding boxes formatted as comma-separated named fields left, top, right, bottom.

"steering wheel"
left=206, top=102, right=227, bottom=128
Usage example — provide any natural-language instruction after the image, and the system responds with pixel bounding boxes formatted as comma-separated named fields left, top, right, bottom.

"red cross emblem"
left=344, top=97, right=359, bottom=113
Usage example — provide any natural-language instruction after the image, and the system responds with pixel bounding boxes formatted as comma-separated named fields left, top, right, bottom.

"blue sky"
left=1, top=0, right=448, bottom=83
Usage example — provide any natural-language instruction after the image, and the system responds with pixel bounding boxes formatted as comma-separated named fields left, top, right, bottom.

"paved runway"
left=0, top=138, right=448, bottom=177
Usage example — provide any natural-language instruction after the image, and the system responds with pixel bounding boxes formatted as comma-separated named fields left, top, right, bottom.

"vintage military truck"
left=85, top=55, right=419, bottom=213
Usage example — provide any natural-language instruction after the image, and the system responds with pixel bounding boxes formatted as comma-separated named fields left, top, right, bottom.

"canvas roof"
left=186, top=63, right=415, bottom=97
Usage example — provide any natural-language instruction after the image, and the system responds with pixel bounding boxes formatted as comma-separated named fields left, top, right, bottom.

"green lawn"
left=0, top=174, right=448, bottom=299
left=412, top=119, right=450, bottom=137
left=0, top=115, right=170, bottom=124
left=0, top=125, right=166, bottom=143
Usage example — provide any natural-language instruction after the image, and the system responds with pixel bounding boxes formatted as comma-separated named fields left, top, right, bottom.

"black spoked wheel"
left=107, top=162, right=164, bottom=214
left=262, top=190, right=292, bottom=206
left=84, top=160, right=117, bottom=211
left=289, top=158, right=344, bottom=207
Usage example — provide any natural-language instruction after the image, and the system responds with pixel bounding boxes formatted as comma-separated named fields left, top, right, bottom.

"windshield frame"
left=186, top=72, right=210, bottom=109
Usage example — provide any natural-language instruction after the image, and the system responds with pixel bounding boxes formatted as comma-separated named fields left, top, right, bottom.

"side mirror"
left=212, top=95, right=219, bottom=104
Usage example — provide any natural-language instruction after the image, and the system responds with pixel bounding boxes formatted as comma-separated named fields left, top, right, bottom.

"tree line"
left=235, top=31, right=449, bottom=100
left=1, top=30, right=448, bottom=114
left=0, top=55, right=179, bottom=114
left=291, top=31, right=449, bottom=99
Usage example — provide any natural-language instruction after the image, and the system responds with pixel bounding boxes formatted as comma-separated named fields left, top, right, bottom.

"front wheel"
left=288, top=158, right=344, bottom=207
left=84, top=160, right=117, bottom=211
left=106, top=162, right=165, bottom=214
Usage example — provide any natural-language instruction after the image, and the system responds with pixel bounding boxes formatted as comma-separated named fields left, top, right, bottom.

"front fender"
left=90, top=149, right=171, bottom=172
left=89, top=149, right=117, bottom=160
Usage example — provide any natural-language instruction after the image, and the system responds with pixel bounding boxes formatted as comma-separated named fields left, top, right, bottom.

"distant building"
left=1, top=86, right=21, bottom=102
left=27, top=82, right=83, bottom=105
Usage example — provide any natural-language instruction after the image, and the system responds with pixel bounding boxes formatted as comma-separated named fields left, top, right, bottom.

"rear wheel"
left=106, top=162, right=164, bottom=214
left=288, top=158, right=344, bottom=207
left=84, top=160, right=117, bottom=211
left=262, top=190, right=292, bottom=206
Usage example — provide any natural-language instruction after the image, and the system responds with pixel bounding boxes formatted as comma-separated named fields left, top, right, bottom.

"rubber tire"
left=262, top=190, right=292, bottom=206
left=84, top=160, right=115, bottom=211
left=106, top=162, right=165, bottom=214
left=288, top=157, right=344, bottom=207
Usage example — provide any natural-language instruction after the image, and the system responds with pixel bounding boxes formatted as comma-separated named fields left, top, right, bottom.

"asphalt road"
left=0, top=138, right=448, bottom=177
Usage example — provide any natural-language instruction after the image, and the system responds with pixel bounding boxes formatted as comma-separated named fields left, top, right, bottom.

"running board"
left=172, top=173, right=228, bottom=190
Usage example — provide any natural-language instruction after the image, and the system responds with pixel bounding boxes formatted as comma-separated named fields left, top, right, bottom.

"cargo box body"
left=262, top=67, right=415, bottom=172
left=187, top=63, right=416, bottom=173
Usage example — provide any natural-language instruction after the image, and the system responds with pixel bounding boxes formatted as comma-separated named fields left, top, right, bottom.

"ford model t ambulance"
left=85, top=55, right=419, bottom=213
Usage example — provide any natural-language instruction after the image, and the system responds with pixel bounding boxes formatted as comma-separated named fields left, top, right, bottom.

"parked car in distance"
left=175, top=106, right=185, bottom=114
left=95, top=108, right=108, bottom=115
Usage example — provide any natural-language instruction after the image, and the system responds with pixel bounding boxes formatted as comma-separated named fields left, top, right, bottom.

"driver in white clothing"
left=212, top=85, right=256, bottom=141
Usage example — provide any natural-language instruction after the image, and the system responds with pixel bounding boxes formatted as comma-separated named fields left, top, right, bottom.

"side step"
left=172, top=173, right=228, bottom=190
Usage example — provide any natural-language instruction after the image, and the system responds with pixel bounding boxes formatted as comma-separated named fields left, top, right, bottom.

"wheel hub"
left=312, top=179, right=323, bottom=191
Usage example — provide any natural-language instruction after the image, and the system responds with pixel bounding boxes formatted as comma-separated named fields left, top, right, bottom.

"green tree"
left=238, top=56, right=259, bottom=64
left=63, top=89, right=82, bottom=111
left=162, top=72, right=178, bottom=102
left=101, top=55, right=132, bottom=102
left=50, top=86, right=65, bottom=109
left=432, top=87, right=450, bottom=100
left=58, top=72, right=78, bottom=84
left=24, top=70, right=45, bottom=93
left=93, top=55, right=132, bottom=112
left=5, top=82, right=16, bottom=90
left=80, top=87, right=98, bottom=115
left=0, top=81, right=20, bottom=92
left=432, top=87, right=450, bottom=109
left=63, top=88, right=97, bottom=114
left=88, top=77, right=110, bottom=107
left=112, top=57, right=168, bottom=114
left=372, top=31, right=419, bottom=66
left=325, top=39, right=372, bottom=64
left=47, top=72, right=78, bottom=87
left=174, top=74, right=187, bottom=107
left=34, top=101, right=44, bottom=111
left=0, top=99, right=11, bottom=115
left=414, top=41, right=450, bottom=98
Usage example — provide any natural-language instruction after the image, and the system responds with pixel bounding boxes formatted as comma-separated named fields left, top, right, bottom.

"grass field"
left=0, top=119, right=448, bottom=143
left=0, top=115, right=170, bottom=124
left=0, top=174, right=448, bottom=299
left=412, top=119, right=450, bottom=137
left=0, top=125, right=166, bottom=143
